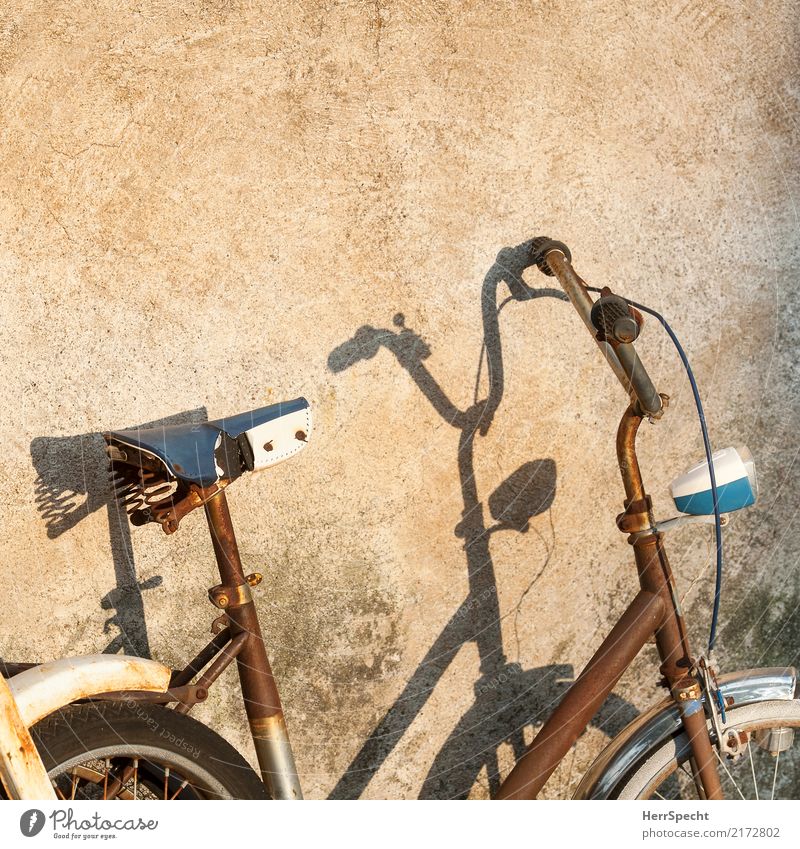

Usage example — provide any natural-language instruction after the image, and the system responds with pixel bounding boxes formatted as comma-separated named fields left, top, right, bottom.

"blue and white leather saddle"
left=104, top=398, right=312, bottom=486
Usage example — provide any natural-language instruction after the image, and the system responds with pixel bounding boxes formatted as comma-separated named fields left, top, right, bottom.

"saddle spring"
left=110, top=463, right=181, bottom=529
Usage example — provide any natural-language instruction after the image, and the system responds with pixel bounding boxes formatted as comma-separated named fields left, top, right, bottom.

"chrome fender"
left=9, top=654, right=172, bottom=727
left=574, top=667, right=797, bottom=799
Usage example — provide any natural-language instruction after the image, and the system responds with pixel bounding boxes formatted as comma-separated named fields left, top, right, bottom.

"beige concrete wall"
left=1, top=1, right=798, bottom=798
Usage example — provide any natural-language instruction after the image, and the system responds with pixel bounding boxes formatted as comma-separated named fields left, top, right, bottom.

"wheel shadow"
left=327, top=240, right=639, bottom=798
left=29, top=407, right=208, bottom=658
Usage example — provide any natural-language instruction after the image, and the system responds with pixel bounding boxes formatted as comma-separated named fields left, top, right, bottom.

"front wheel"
left=616, top=699, right=800, bottom=800
left=27, top=701, right=269, bottom=800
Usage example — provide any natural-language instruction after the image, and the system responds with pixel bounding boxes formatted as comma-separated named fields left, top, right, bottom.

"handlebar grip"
left=590, top=293, right=640, bottom=344
left=590, top=292, right=662, bottom=417
left=530, top=236, right=664, bottom=419
left=615, top=343, right=663, bottom=417
left=529, top=237, right=572, bottom=276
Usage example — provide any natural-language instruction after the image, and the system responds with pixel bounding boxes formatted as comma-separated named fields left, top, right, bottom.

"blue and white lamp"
left=670, top=446, right=758, bottom=516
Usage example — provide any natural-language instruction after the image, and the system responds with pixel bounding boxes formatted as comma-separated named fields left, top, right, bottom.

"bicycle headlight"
left=670, top=445, right=758, bottom=516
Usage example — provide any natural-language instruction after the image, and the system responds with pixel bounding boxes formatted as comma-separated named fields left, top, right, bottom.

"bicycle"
left=1, top=238, right=798, bottom=801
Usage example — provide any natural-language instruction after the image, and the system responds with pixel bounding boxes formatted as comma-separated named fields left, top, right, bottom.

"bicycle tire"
left=26, top=700, right=269, bottom=800
left=615, top=699, right=800, bottom=800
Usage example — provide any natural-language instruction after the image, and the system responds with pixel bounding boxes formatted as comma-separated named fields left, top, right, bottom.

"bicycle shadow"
left=29, top=407, right=208, bottom=658
left=327, top=241, right=639, bottom=798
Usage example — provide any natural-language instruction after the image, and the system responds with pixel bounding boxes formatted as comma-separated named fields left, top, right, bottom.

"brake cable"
left=586, top=287, right=724, bottom=657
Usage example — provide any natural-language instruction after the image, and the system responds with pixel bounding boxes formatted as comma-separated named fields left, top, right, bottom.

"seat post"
left=203, top=489, right=303, bottom=800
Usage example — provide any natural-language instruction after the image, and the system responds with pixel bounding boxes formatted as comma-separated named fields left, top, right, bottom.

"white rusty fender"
left=9, top=654, right=173, bottom=727
left=0, top=674, right=56, bottom=800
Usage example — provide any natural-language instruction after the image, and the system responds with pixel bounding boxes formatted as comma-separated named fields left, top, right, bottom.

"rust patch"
left=0, top=675, right=55, bottom=799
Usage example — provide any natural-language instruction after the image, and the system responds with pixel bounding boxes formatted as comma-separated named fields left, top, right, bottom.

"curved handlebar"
left=530, top=239, right=664, bottom=419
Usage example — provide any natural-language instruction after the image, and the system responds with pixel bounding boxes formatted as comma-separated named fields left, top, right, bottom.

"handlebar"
left=530, top=238, right=664, bottom=419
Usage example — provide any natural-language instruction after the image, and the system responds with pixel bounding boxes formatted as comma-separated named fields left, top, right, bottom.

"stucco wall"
left=1, top=1, right=798, bottom=798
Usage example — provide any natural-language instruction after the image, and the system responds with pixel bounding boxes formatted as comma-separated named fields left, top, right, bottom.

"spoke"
left=132, top=759, right=139, bottom=801
left=687, top=757, right=707, bottom=800
left=70, top=771, right=79, bottom=800
left=714, top=750, right=746, bottom=800
left=747, top=743, right=759, bottom=800
left=653, top=789, right=667, bottom=800
left=103, top=759, right=110, bottom=801
left=678, top=764, right=697, bottom=800
left=771, top=750, right=780, bottom=801
left=169, top=779, right=189, bottom=800
left=163, top=766, right=170, bottom=801
left=106, top=760, right=134, bottom=799
left=54, top=783, right=67, bottom=801
left=104, top=779, right=122, bottom=800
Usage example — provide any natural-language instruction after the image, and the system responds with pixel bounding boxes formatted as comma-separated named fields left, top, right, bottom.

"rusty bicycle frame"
left=142, top=472, right=303, bottom=799
left=76, top=443, right=305, bottom=800
left=495, top=242, right=723, bottom=799
left=198, top=489, right=302, bottom=800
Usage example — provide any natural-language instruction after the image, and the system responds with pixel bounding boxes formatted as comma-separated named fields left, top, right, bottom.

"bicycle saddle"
left=104, top=397, right=312, bottom=487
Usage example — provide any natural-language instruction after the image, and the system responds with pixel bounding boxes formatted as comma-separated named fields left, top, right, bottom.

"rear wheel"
left=29, top=701, right=269, bottom=800
left=616, top=700, right=800, bottom=799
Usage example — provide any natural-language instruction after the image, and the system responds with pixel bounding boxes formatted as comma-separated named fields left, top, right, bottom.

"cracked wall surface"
left=1, top=1, right=798, bottom=798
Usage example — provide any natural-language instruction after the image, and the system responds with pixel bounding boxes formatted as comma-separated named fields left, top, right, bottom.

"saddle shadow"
left=29, top=407, right=208, bottom=658
left=327, top=241, right=639, bottom=798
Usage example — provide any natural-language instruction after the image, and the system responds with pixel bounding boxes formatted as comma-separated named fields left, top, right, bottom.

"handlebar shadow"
left=327, top=242, right=638, bottom=798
